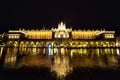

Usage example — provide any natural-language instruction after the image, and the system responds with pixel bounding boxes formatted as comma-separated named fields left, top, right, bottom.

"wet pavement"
left=0, top=47, right=120, bottom=80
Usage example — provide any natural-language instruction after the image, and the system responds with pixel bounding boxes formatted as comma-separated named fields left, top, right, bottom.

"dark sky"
left=0, top=0, right=120, bottom=36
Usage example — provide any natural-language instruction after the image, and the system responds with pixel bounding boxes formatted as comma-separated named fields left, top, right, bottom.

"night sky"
left=0, top=0, right=120, bottom=36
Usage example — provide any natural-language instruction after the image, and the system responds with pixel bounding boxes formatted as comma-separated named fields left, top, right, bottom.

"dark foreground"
left=1, top=67, right=120, bottom=80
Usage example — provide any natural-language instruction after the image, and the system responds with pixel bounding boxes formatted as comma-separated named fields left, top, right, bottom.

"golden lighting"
left=58, top=22, right=66, bottom=30
left=105, top=34, right=114, bottom=38
left=7, top=22, right=116, bottom=48
left=26, top=30, right=52, bottom=39
left=51, top=55, right=72, bottom=78
left=72, top=31, right=97, bottom=39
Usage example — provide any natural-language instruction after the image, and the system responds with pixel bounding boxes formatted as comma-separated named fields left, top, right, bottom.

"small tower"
left=58, top=22, right=66, bottom=30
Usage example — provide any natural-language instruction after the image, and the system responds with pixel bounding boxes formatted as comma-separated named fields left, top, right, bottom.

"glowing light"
left=54, top=48, right=58, bottom=54
left=105, top=34, right=114, bottom=38
left=26, top=30, right=52, bottom=39
left=0, top=47, right=3, bottom=58
left=116, top=48, right=120, bottom=55
left=72, top=31, right=97, bottom=39
left=58, top=22, right=66, bottom=30
left=61, top=48, right=65, bottom=55
left=51, top=55, right=72, bottom=78
left=43, top=48, right=45, bottom=54
left=48, top=44, right=52, bottom=55
left=48, top=44, right=52, bottom=48
left=33, top=48, right=36, bottom=55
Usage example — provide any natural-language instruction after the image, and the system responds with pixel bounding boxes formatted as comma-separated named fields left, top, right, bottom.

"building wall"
left=25, top=30, right=52, bottom=39
left=72, top=31, right=97, bottom=39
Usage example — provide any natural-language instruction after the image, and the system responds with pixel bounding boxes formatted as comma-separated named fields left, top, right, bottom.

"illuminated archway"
left=14, top=41, right=18, bottom=47
left=20, top=41, right=25, bottom=47
left=9, top=41, right=14, bottom=47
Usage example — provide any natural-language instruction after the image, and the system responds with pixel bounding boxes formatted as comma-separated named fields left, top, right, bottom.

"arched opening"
left=14, top=41, right=18, bottom=47
left=20, top=41, right=24, bottom=48
left=72, top=42, right=77, bottom=47
left=53, top=42, right=59, bottom=47
left=9, top=41, right=14, bottom=47
left=64, top=42, right=70, bottom=47
left=25, top=41, right=29, bottom=47
left=36, top=42, right=39, bottom=47
left=47, top=43, right=52, bottom=48
left=31, top=41, right=35, bottom=47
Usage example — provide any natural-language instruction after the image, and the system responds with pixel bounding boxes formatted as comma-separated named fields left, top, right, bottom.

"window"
left=105, top=34, right=114, bottom=38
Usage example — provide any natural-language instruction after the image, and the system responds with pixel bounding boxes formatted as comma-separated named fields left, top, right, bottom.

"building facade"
left=6, top=22, right=115, bottom=48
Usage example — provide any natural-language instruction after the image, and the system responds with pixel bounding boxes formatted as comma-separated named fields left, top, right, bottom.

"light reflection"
left=17, top=55, right=52, bottom=68
left=70, top=49, right=88, bottom=55
left=61, top=48, right=65, bottom=55
left=3, top=48, right=17, bottom=69
left=0, top=47, right=3, bottom=58
left=53, top=48, right=58, bottom=54
left=48, top=47, right=53, bottom=56
left=116, top=48, right=120, bottom=55
left=2, top=47, right=120, bottom=78
left=43, top=48, right=46, bottom=54
left=51, top=54, right=72, bottom=78
left=33, top=47, right=36, bottom=55
left=96, top=49, right=100, bottom=56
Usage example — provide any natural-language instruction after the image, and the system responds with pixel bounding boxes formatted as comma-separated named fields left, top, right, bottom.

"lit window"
left=11, top=36, right=13, bottom=38
left=9, top=36, right=11, bottom=38
left=105, top=34, right=114, bottom=38
left=14, top=36, right=16, bottom=38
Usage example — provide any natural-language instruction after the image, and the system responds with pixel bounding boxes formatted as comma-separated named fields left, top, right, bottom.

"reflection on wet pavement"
left=1, top=47, right=120, bottom=79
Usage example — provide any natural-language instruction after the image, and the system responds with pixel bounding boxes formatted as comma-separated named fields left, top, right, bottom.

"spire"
left=58, top=22, right=66, bottom=30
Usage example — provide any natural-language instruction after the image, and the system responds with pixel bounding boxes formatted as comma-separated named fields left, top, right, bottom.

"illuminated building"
left=5, top=22, right=115, bottom=48
left=116, top=37, right=120, bottom=47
